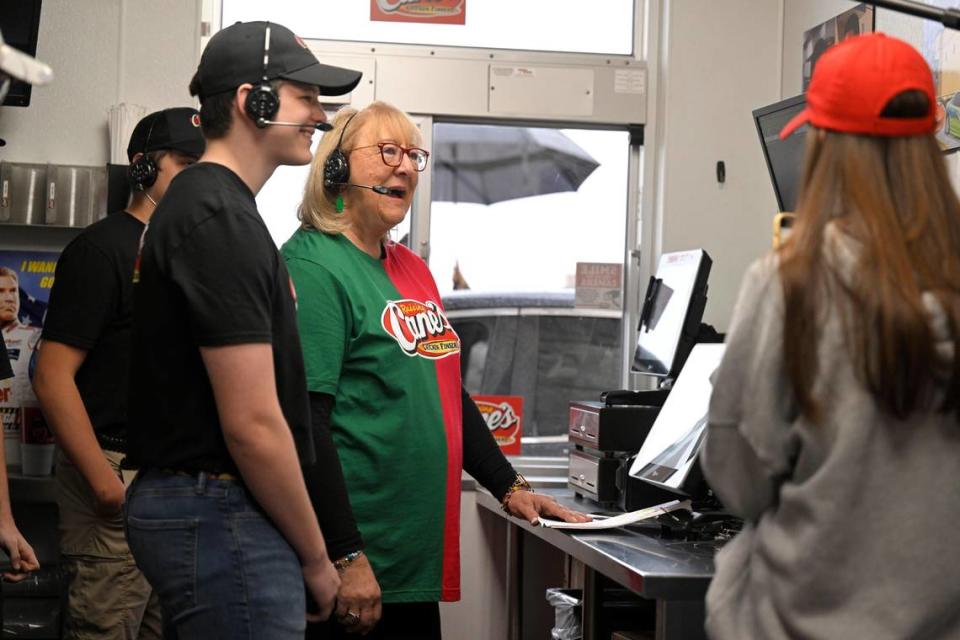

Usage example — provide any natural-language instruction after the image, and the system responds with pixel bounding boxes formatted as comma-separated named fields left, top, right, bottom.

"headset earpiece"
left=128, top=112, right=160, bottom=190
left=323, top=112, right=357, bottom=191
left=323, top=149, right=350, bottom=190
left=245, top=82, right=280, bottom=128
left=244, top=23, right=280, bottom=129
left=128, top=154, right=158, bottom=189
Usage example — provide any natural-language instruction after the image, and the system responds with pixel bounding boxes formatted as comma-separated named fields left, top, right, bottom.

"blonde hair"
left=299, top=101, right=422, bottom=234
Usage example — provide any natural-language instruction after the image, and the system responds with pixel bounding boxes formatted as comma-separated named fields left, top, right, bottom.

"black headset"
left=244, top=23, right=280, bottom=128
left=323, top=112, right=357, bottom=190
left=128, top=114, right=159, bottom=189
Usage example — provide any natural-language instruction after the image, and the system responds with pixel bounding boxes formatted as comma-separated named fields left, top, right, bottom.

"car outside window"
left=445, top=292, right=621, bottom=457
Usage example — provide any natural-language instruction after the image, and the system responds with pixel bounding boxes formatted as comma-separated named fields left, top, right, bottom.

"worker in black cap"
left=33, top=107, right=204, bottom=640
left=123, top=21, right=362, bottom=638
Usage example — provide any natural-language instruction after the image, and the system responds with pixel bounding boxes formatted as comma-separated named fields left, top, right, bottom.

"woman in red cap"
left=702, top=33, right=960, bottom=639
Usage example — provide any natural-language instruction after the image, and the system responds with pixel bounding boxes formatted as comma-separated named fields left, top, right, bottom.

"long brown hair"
left=780, top=91, right=960, bottom=421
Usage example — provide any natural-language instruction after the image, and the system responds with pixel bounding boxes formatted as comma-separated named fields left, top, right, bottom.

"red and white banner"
left=371, top=0, right=466, bottom=25
left=472, top=395, right=523, bottom=455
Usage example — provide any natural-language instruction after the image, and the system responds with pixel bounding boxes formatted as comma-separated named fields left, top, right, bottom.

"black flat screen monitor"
left=632, top=249, right=711, bottom=379
left=0, top=0, right=44, bottom=107
left=753, top=94, right=807, bottom=213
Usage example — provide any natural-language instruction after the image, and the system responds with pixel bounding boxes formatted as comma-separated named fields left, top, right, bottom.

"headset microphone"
left=338, top=183, right=404, bottom=197
left=256, top=118, right=333, bottom=131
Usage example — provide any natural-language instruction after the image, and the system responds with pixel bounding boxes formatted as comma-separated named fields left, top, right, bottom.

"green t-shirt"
left=282, top=229, right=464, bottom=602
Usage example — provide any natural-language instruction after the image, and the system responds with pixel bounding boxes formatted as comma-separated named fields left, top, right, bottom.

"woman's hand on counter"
left=505, top=491, right=593, bottom=526
left=0, top=515, right=39, bottom=581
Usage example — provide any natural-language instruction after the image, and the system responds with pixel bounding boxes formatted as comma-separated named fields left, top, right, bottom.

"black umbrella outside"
left=431, top=124, right=600, bottom=205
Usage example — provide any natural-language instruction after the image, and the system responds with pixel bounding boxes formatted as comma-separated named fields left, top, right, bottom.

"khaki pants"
left=55, top=450, right=162, bottom=640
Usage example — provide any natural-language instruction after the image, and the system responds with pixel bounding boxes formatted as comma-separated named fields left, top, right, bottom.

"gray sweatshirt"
left=702, top=224, right=960, bottom=640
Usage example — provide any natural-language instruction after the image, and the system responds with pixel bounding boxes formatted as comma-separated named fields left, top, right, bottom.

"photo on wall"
left=802, top=4, right=876, bottom=90
left=936, top=92, right=960, bottom=152
left=0, top=251, right=58, bottom=466
left=877, top=1, right=960, bottom=152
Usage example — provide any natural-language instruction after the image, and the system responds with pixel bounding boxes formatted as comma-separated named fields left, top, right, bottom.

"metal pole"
left=865, top=0, right=960, bottom=30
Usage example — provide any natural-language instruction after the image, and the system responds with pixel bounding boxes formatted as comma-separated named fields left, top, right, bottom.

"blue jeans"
left=125, top=470, right=306, bottom=639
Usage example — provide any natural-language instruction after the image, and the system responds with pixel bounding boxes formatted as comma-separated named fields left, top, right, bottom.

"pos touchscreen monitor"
left=632, top=249, right=711, bottom=379
left=629, top=343, right=725, bottom=495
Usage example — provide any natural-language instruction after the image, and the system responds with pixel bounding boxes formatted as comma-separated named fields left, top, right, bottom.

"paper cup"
left=2, top=407, right=22, bottom=466
left=20, top=407, right=54, bottom=476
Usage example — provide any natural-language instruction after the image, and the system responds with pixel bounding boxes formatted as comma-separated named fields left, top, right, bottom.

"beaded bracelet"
left=500, top=473, right=533, bottom=512
left=333, top=550, right=364, bottom=573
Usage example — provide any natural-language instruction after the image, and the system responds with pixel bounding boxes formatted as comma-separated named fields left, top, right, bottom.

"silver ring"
left=342, top=611, right=360, bottom=625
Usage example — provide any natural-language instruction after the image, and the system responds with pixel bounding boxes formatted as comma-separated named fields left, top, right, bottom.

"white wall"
left=652, top=0, right=783, bottom=329
left=0, top=0, right=201, bottom=166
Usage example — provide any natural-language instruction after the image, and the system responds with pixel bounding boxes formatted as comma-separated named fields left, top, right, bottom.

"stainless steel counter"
left=476, top=487, right=717, bottom=640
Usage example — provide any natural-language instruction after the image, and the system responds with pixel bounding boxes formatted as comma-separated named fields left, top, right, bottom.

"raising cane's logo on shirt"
left=381, top=299, right=460, bottom=359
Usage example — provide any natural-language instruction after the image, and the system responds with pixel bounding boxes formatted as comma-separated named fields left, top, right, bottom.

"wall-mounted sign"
left=575, top=262, right=623, bottom=310
left=371, top=0, right=466, bottom=25
left=473, top=395, right=522, bottom=455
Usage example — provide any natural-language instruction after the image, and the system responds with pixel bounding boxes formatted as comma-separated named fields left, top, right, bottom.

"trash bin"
left=545, top=588, right=582, bottom=640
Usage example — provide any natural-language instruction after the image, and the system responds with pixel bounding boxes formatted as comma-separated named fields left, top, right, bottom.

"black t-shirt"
left=126, top=163, right=314, bottom=473
left=41, top=211, right=145, bottom=441
left=0, top=333, right=12, bottom=381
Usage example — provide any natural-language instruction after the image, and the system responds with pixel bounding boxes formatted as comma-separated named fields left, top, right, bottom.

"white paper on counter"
left=537, top=499, right=691, bottom=530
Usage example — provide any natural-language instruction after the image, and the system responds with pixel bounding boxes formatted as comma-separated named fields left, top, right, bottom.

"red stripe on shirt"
left=383, top=242, right=463, bottom=601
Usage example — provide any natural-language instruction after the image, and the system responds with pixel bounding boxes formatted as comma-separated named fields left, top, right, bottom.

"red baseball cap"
left=780, top=33, right=936, bottom=140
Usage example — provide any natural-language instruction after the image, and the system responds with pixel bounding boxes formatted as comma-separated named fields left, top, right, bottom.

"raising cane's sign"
left=473, top=395, right=523, bottom=455
left=371, top=0, right=466, bottom=25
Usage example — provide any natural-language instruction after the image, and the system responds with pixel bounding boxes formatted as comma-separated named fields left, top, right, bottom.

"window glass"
left=435, top=123, right=632, bottom=456
left=221, top=1, right=634, bottom=55
left=256, top=138, right=315, bottom=247
left=430, top=125, right=629, bottom=294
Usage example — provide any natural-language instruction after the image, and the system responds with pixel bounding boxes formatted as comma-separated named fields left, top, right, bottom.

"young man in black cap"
left=33, top=107, right=204, bottom=640
left=124, top=21, right=362, bottom=638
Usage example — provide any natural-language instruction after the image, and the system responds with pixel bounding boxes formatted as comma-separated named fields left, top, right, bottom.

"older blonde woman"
left=282, top=101, right=589, bottom=639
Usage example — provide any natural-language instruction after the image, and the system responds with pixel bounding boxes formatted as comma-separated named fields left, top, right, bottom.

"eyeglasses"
left=354, top=142, right=430, bottom=172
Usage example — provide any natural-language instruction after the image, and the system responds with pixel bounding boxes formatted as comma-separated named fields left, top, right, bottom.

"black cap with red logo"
left=126, top=107, right=206, bottom=162
left=192, top=21, right=362, bottom=100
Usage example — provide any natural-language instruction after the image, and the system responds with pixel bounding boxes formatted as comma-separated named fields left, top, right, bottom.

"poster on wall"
left=371, top=0, right=466, bottom=25
left=1, top=251, right=58, bottom=466
left=472, top=395, right=523, bottom=455
left=802, top=4, right=875, bottom=90
left=575, top=262, right=623, bottom=310
left=877, top=2, right=960, bottom=152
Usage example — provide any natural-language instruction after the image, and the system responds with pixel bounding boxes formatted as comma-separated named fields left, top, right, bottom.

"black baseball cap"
left=193, top=21, right=362, bottom=99
left=127, top=108, right=206, bottom=162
